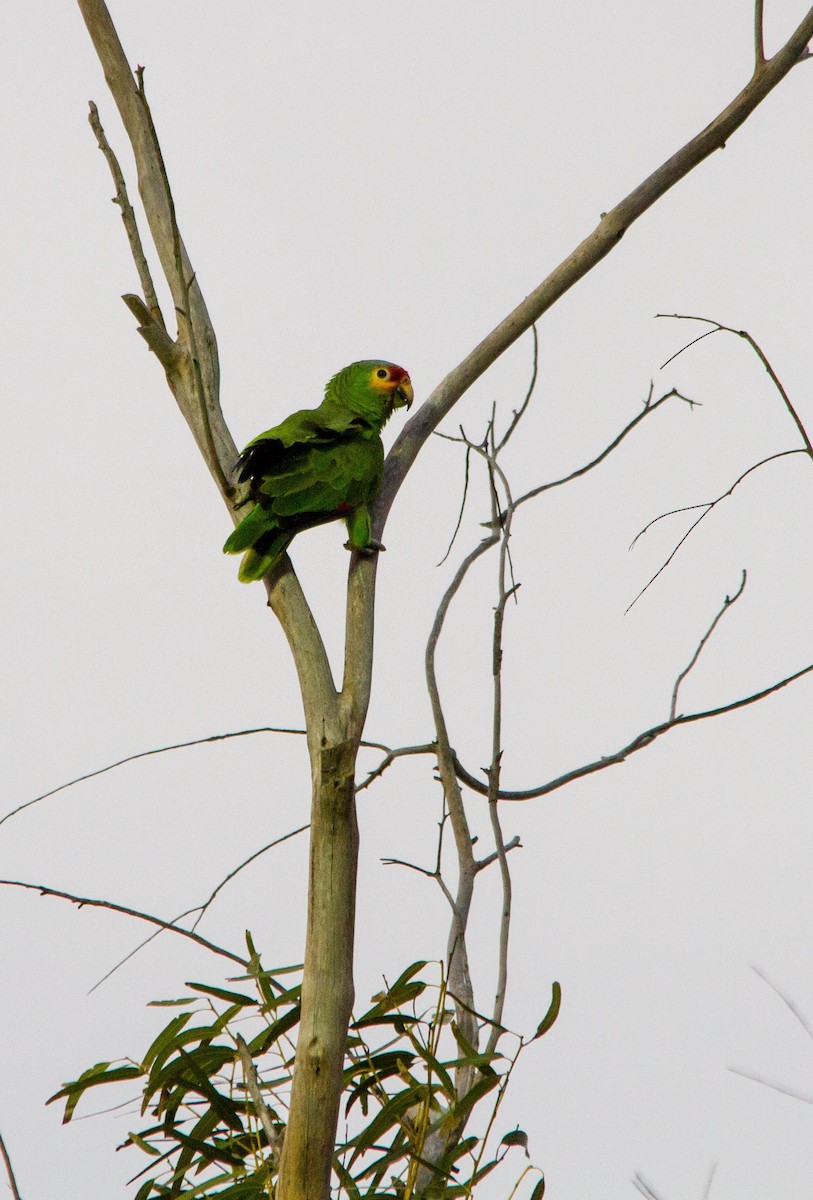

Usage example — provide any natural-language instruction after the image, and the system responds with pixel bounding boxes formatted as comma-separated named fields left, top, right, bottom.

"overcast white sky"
left=4, top=3, right=813, bottom=1198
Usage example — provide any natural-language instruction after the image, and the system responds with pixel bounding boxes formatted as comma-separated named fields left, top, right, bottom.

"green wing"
left=224, top=422, right=384, bottom=582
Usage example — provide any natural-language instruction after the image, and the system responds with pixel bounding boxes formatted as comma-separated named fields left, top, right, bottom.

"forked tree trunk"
left=277, top=738, right=360, bottom=1200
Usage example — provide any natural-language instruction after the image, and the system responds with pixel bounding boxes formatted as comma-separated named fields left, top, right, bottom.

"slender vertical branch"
left=425, top=534, right=498, bottom=1060
left=755, top=0, right=766, bottom=67
left=0, top=1129, right=22, bottom=1200
left=484, top=460, right=516, bottom=1056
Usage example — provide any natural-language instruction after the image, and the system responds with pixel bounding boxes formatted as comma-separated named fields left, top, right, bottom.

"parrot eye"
left=376, top=368, right=389, bottom=379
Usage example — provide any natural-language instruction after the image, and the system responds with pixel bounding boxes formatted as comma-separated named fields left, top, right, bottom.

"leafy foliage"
left=49, top=936, right=558, bottom=1198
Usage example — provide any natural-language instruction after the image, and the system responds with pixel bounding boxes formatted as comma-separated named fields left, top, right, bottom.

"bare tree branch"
left=483, top=451, right=516, bottom=1055
left=0, top=1128, right=22, bottom=1200
left=87, top=100, right=163, bottom=324
left=751, top=964, right=813, bottom=1041
left=496, top=323, right=540, bottom=453
left=633, top=1174, right=666, bottom=1200
left=626, top=450, right=804, bottom=612
left=670, top=571, right=747, bottom=721
left=514, top=387, right=697, bottom=511
left=703, top=1163, right=719, bottom=1200
left=729, top=1066, right=813, bottom=1105
left=0, top=879, right=247, bottom=966
left=88, top=823, right=310, bottom=992
left=0, top=725, right=310, bottom=829
left=657, top=314, right=813, bottom=455
left=355, top=742, right=437, bottom=793
left=436, top=440, right=472, bottom=567
left=425, top=530, right=498, bottom=1051
left=453, top=657, right=813, bottom=801
left=375, top=7, right=813, bottom=530
left=755, top=0, right=766, bottom=67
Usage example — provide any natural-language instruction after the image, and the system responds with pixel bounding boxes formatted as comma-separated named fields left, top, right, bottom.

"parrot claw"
left=345, top=540, right=386, bottom=556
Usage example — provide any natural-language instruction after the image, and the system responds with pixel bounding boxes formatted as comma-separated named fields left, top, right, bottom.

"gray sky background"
left=4, top=3, right=813, bottom=1197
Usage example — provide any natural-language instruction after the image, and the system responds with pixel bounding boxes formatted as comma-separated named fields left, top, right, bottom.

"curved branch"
left=375, top=8, right=813, bottom=529
left=626, top=449, right=805, bottom=611
left=514, top=386, right=697, bottom=511
left=658, top=313, right=813, bottom=455
left=0, top=879, right=247, bottom=966
left=453, top=656, right=813, bottom=801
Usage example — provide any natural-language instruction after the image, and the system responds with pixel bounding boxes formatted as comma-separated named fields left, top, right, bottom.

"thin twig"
left=729, top=1066, right=813, bottom=1105
left=703, top=1162, right=718, bottom=1200
left=380, top=857, right=438, bottom=880
left=659, top=326, right=719, bottom=370
left=88, top=824, right=310, bottom=991
left=0, top=1128, right=22, bottom=1200
left=670, top=571, right=747, bottom=720
left=633, top=1174, right=666, bottom=1200
left=657, top=314, right=813, bottom=454
left=751, top=964, right=813, bottom=1040
left=190, top=824, right=310, bottom=931
left=437, top=443, right=472, bottom=567
left=496, top=324, right=539, bottom=453
left=452, top=655, right=813, bottom=801
left=514, top=388, right=697, bottom=512
left=355, top=743, right=437, bottom=793
left=425, top=529, right=500, bottom=1054
left=2, top=726, right=394, bottom=829
left=87, top=100, right=164, bottom=324
left=0, top=879, right=247, bottom=966
left=474, top=835, right=521, bottom=872
left=132, top=67, right=230, bottom=497
left=626, top=450, right=804, bottom=612
left=484, top=454, right=515, bottom=1055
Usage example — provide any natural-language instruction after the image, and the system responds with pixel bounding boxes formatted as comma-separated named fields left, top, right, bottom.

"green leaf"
left=148, top=997, right=199, bottom=1008
left=186, top=982, right=258, bottom=1007
left=399, top=1035, right=456, bottom=1100
left=332, top=1155, right=363, bottom=1200
left=347, top=1084, right=423, bottom=1165
left=500, top=1127, right=530, bottom=1156
left=533, top=982, right=561, bottom=1040
left=158, top=1046, right=244, bottom=1132
left=47, top=1061, right=143, bottom=1122
left=449, top=1025, right=499, bottom=1074
left=127, top=1130, right=162, bottom=1157
left=343, top=1051, right=418, bottom=1116
left=141, top=1012, right=194, bottom=1073
left=246, top=1003, right=301, bottom=1056
left=450, top=1071, right=500, bottom=1122
left=353, top=962, right=428, bottom=1027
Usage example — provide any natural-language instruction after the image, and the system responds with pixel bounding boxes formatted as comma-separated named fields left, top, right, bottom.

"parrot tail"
left=224, top=504, right=294, bottom=582
left=236, top=530, right=294, bottom=583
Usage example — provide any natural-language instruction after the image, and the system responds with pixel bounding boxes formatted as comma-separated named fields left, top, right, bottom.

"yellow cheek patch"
left=368, top=370, right=396, bottom=392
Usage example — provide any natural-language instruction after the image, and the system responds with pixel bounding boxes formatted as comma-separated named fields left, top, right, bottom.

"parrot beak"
left=394, top=378, right=414, bottom=409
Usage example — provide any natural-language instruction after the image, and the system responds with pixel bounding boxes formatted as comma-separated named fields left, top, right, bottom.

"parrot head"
left=361, top=361, right=414, bottom=410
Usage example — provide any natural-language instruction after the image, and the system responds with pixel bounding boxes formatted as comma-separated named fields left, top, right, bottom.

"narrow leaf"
left=533, top=982, right=561, bottom=1040
left=500, top=1127, right=530, bottom=1156
left=186, top=981, right=258, bottom=1006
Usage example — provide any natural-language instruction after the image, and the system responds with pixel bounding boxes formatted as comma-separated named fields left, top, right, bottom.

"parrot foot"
left=345, top=540, right=386, bottom=556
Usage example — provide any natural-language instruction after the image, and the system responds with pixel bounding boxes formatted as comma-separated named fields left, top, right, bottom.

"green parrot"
left=224, top=360, right=414, bottom=582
